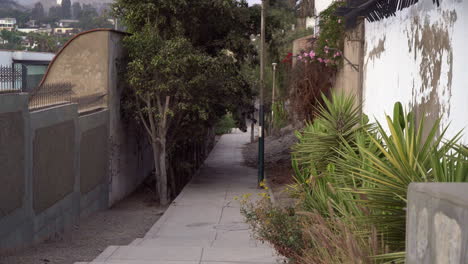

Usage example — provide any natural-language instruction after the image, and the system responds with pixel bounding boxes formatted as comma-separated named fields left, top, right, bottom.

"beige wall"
left=333, top=19, right=365, bottom=103
left=41, top=31, right=111, bottom=112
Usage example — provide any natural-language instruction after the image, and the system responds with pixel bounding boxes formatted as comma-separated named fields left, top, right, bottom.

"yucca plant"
left=291, top=92, right=369, bottom=218
left=338, top=102, right=467, bottom=260
left=293, top=92, right=364, bottom=173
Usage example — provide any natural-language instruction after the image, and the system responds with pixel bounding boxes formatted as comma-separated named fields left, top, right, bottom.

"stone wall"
left=406, top=183, right=468, bottom=263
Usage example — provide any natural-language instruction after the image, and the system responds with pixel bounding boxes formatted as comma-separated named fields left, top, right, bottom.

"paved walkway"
left=77, top=130, right=281, bottom=264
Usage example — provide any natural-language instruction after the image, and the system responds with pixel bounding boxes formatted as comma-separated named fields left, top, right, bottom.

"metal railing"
left=0, top=65, right=23, bottom=92
left=28, top=82, right=75, bottom=110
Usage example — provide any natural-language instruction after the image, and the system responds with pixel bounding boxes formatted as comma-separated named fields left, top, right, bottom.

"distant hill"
left=0, top=0, right=29, bottom=12
left=15, top=0, right=114, bottom=8
left=11, top=0, right=113, bottom=14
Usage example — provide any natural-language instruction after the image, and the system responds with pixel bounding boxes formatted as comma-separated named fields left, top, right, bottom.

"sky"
left=247, top=0, right=261, bottom=6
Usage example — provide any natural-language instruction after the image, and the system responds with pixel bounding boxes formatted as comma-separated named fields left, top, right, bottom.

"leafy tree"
left=296, top=0, right=314, bottom=17
left=32, top=2, right=45, bottom=22
left=0, top=30, right=23, bottom=49
left=113, top=0, right=256, bottom=204
left=26, top=32, right=64, bottom=52
left=61, top=0, right=72, bottom=18
left=72, top=2, right=82, bottom=19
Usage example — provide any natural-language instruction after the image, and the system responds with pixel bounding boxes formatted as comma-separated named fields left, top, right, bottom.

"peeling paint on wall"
left=367, top=36, right=385, bottom=62
left=363, top=0, right=468, bottom=143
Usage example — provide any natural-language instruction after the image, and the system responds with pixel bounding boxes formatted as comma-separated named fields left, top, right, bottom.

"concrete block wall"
left=29, top=104, right=80, bottom=244
left=406, top=183, right=468, bottom=264
left=0, top=93, right=32, bottom=252
left=78, top=110, right=110, bottom=218
left=0, top=93, right=111, bottom=253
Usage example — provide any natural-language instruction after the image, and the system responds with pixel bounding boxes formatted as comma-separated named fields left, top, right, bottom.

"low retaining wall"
left=0, top=93, right=111, bottom=253
left=79, top=111, right=109, bottom=218
left=406, top=183, right=468, bottom=263
left=29, top=104, right=80, bottom=244
left=0, top=93, right=31, bottom=252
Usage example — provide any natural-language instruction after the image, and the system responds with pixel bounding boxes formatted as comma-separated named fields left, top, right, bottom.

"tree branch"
left=134, top=92, right=153, bottom=139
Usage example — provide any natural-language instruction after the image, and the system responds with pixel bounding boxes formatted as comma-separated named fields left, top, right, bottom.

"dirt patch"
left=242, top=127, right=297, bottom=169
left=0, top=187, right=165, bottom=264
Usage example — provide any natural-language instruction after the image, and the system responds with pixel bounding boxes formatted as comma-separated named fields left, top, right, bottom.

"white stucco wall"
left=363, top=0, right=468, bottom=143
left=0, top=50, right=55, bottom=66
left=315, top=0, right=334, bottom=15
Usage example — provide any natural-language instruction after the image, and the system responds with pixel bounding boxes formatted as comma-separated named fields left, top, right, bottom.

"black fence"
left=0, top=65, right=23, bottom=92
left=28, top=82, right=75, bottom=110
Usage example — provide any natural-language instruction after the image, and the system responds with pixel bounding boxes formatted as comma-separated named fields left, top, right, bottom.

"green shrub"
left=242, top=198, right=308, bottom=262
left=272, top=101, right=289, bottom=130
left=244, top=92, right=468, bottom=264
left=293, top=92, right=364, bottom=173
left=338, top=103, right=467, bottom=256
left=215, top=113, right=236, bottom=135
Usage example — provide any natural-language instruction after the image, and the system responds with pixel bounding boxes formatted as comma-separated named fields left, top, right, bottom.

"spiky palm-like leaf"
left=293, top=92, right=364, bottom=172
left=339, top=103, right=466, bottom=252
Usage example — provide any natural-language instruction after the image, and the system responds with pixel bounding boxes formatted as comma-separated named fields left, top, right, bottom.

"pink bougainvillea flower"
left=325, top=59, right=330, bottom=64
left=304, top=52, right=309, bottom=57
left=309, top=51, right=315, bottom=58
left=317, top=58, right=323, bottom=63
left=298, top=55, right=303, bottom=60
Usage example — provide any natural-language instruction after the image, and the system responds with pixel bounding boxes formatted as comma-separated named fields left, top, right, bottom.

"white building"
left=0, top=18, right=17, bottom=31
left=0, top=50, right=55, bottom=92
left=58, top=19, right=79, bottom=27
left=17, top=28, right=40, bottom=34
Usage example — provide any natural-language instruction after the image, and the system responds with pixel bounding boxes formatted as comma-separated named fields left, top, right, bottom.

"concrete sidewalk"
left=76, top=130, right=281, bottom=264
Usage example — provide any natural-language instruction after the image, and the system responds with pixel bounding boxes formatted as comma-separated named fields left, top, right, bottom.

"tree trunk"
left=168, top=154, right=177, bottom=197
left=158, top=137, right=169, bottom=205
left=151, top=141, right=160, bottom=200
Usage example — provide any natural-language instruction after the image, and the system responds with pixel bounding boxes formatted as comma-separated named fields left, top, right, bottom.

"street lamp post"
left=271, top=62, right=277, bottom=133
left=258, top=0, right=267, bottom=187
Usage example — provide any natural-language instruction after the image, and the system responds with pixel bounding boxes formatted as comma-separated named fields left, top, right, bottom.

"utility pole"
left=258, top=0, right=266, bottom=187
left=270, top=62, right=277, bottom=133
